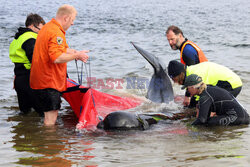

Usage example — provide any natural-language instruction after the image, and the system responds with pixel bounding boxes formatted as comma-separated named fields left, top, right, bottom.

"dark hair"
left=25, top=13, right=45, bottom=27
left=166, top=25, right=184, bottom=36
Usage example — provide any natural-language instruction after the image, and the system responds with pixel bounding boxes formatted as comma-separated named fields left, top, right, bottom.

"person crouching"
left=182, top=74, right=249, bottom=126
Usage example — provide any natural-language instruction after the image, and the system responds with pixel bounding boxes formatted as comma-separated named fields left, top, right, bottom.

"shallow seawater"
left=0, top=0, right=250, bottom=166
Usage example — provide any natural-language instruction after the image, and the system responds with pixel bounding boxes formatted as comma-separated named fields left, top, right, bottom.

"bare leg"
left=44, top=110, right=58, bottom=126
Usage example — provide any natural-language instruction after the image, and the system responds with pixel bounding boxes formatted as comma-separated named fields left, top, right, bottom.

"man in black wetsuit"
left=182, top=74, right=249, bottom=126
left=9, top=13, right=45, bottom=114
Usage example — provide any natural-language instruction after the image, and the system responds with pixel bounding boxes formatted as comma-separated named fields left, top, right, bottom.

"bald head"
left=56, top=4, right=77, bottom=18
left=55, top=4, right=77, bottom=31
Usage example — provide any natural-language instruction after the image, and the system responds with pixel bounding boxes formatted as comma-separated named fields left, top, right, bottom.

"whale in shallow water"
left=97, top=111, right=160, bottom=130
left=131, top=42, right=174, bottom=103
left=97, top=43, right=175, bottom=130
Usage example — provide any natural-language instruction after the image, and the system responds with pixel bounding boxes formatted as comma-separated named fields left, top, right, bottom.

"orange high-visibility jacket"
left=180, top=40, right=207, bottom=65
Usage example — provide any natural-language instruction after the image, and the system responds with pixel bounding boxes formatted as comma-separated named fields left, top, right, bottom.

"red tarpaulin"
left=62, top=79, right=143, bottom=129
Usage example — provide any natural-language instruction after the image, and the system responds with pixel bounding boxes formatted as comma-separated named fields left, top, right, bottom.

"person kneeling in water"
left=182, top=74, right=249, bottom=126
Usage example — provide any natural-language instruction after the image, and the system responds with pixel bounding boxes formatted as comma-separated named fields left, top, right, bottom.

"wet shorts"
left=33, top=88, right=62, bottom=112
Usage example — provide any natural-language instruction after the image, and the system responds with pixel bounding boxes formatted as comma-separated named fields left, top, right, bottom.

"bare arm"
left=183, top=96, right=191, bottom=106
left=54, top=49, right=89, bottom=64
left=66, top=48, right=77, bottom=54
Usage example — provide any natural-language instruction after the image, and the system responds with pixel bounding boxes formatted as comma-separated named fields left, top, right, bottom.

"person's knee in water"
left=181, top=74, right=249, bottom=126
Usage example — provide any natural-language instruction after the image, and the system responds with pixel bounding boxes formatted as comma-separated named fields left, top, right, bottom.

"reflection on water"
left=7, top=112, right=73, bottom=166
left=7, top=111, right=102, bottom=166
left=5, top=108, right=250, bottom=166
left=187, top=123, right=248, bottom=142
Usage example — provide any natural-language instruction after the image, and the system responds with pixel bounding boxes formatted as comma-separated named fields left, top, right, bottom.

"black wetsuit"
left=192, top=85, right=249, bottom=126
left=187, top=80, right=242, bottom=108
left=12, top=28, right=39, bottom=113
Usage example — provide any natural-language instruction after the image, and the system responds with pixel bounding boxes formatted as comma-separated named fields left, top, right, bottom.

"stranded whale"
left=97, top=43, right=175, bottom=130
left=131, top=42, right=174, bottom=103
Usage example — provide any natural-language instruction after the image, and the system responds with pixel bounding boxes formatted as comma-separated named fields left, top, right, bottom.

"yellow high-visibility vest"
left=186, top=61, right=242, bottom=89
left=9, top=31, right=37, bottom=69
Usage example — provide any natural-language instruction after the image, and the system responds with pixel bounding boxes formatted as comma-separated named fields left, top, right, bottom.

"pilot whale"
left=97, top=111, right=173, bottom=130
left=131, top=42, right=174, bottom=103
left=97, top=111, right=156, bottom=130
left=97, top=43, right=175, bottom=130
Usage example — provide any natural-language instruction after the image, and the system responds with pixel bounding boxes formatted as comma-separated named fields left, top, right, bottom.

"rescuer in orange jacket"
left=166, top=25, right=208, bottom=66
left=30, top=4, right=89, bottom=126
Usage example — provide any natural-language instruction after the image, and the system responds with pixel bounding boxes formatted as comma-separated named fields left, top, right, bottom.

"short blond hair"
left=56, top=4, right=77, bottom=17
left=189, top=82, right=207, bottom=94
